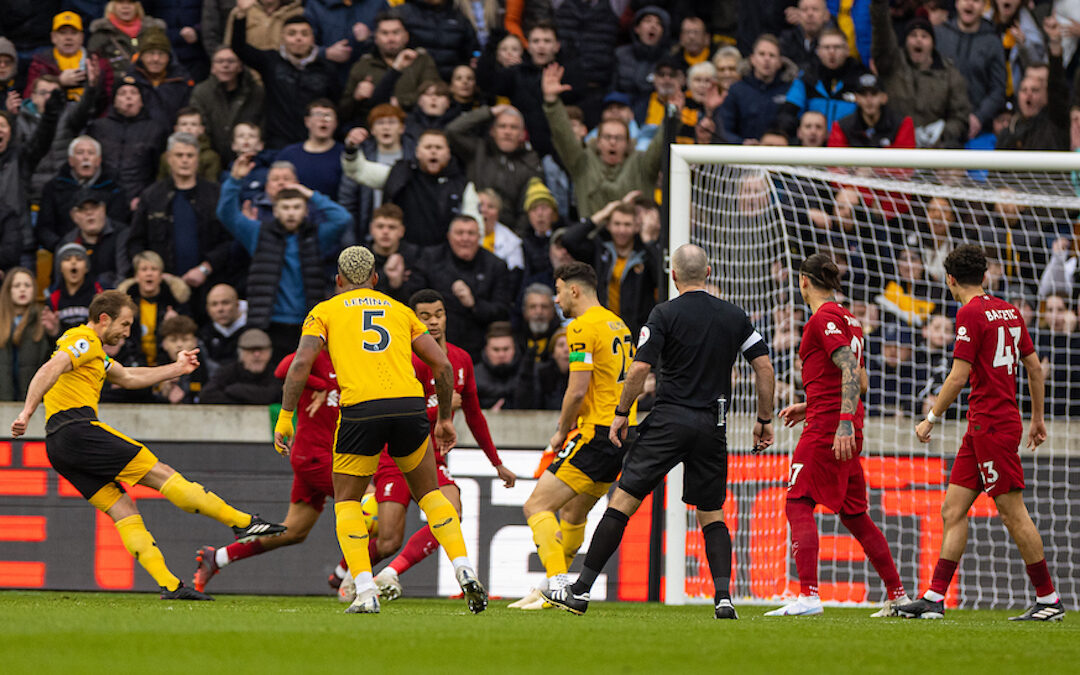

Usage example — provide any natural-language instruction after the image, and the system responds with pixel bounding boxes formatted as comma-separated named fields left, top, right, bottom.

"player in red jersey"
left=192, top=348, right=362, bottom=591
left=897, top=245, right=1063, bottom=621
left=770, top=253, right=908, bottom=617
left=349, top=289, right=516, bottom=601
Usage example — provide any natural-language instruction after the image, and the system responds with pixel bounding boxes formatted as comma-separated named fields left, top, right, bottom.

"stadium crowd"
left=2, top=0, right=1080, bottom=417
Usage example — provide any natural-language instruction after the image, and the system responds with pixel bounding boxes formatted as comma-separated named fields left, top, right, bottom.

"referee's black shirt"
left=634, top=290, right=768, bottom=408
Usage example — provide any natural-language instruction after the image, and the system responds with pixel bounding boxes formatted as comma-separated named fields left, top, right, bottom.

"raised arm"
left=341, top=145, right=391, bottom=189
left=830, top=345, right=860, bottom=461
left=10, top=352, right=73, bottom=437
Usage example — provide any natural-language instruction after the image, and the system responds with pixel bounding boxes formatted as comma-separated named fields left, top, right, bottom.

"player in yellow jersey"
left=9, top=291, right=285, bottom=600
left=275, top=245, right=487, bottom=615
left=513, top=262, right=637, bottom=609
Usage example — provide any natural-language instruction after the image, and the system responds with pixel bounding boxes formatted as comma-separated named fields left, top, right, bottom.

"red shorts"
left=949, top=420, right=1025, bottom=497
left=289, top=453, right=334, bottom=512
left=371, top=447, right=456, bottom=506
left=786, top=426, right=867, bottom=514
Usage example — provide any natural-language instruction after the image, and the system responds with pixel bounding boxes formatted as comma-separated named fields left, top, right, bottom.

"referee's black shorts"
left=618, top=402, right=728, bottom=511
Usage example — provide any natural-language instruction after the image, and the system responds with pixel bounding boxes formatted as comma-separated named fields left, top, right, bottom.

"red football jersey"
left=363, top=343, right=500, bottom=472
left=952, top=294, right=1034, bottom=423
left=799, top=301, right=865, bottom=429
left=274, top=350, right=339, bottom=463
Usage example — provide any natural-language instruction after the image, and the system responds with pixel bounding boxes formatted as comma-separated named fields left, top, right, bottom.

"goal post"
left=663, top=145, right=1080, bottom=608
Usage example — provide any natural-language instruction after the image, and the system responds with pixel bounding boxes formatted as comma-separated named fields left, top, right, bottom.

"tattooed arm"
left=831, top=345, right=860, bottom=461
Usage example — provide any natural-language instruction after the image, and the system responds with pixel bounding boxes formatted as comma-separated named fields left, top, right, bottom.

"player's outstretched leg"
left=839, top=512, right=909, bottom=617
left=143, top=463, right=285, bottom=540
left=194, top=501, right=320, bottom=592
left=765, top=498, right=823, bottom=617
left=99, top=491, right=212, bottom=601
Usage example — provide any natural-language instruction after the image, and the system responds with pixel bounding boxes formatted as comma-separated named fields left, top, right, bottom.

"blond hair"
left=338, top=246, right=375, bottom=285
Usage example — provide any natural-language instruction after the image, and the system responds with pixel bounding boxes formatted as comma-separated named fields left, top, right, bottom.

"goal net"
left=664, top=146, right=1080, bottom=610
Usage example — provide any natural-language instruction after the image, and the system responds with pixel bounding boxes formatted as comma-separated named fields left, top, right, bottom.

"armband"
left=838, top=413, right=856, bottom=422
left=926, top=410, right=940, bottom=424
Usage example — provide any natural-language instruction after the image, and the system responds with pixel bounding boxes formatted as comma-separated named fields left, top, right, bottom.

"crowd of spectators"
left=2, top=0, right=1080, bottom=416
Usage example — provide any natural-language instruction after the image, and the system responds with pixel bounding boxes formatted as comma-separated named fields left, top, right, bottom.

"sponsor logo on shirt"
left=956, top=325, right=971, bottom=342
left=824, top=321, right=842, bottom=336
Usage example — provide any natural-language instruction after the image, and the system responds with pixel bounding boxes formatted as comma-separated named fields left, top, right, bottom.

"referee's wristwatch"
left=614, top=406, right=631, bottom=418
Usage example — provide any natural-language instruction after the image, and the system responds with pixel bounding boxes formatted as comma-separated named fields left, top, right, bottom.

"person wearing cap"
left=200, top=327, right=282, bottom=405
left=934, top=0, right=1007, bottom=140
left=719, top=35, right=797, bottom=144
left=231, top=3, right=339, bottom=149
left=776, top=26, right=868, bottom=136
left=476, top=20, right=584, bottom=159
left=25, top=11, right=115, bottom=106
left=611, top=6, right=672, bottom=115
left=637, top=54, right=699, bottom=145
left=826, top=72, right=915, bottom=149
left=870, top=0, right=970, bottom=148
left=520, top=177, right=564, bottom=284
left=37, top=135, right=130, bottom=252
left=88, top=75, right=170, bottom=201
left=0, top=38, right=19, bottom=98
left=88, top=1, right=169, bottom=83
left=130, top=28, right=195, bottom=126
left=55, top=189, right=131, bottom=289
left=47, top=242, right=105, bottom=334
left=446, top=102, right=542, bottom=232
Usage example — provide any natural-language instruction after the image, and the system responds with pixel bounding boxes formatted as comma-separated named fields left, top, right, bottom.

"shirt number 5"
left=362, top=309, right=390, bottom=352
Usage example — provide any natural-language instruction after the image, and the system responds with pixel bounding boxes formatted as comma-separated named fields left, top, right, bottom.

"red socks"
left=224, top=539, right=266, bottom=563
left=1026, top=560, right=1055, bottom=597
left=388, top=526, right=440, bottom=575
left=929, top=558, right=958, bottom=596
left=840, top=512, right=906, bottom=599
left=786, top=498, right=819, bottom=597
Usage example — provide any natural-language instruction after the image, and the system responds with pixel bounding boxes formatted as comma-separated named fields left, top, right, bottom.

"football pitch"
left=2, top=592, right=1076, bottom=674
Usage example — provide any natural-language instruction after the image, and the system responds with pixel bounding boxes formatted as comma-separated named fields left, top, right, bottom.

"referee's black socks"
left=702, top=521, right=732, bottom=602
left=570, top=508, right=630, bottom=596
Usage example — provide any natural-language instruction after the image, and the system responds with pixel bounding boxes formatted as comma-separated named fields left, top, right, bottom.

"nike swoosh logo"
left=431, top=517, right=452, bottom=529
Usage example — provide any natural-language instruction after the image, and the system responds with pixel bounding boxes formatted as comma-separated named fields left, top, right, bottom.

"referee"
left=542, top=244, right=775, bottom=620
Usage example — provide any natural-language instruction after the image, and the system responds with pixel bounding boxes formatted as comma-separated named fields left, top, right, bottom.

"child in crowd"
left=48, top=243, right=104, bottom=333
left=157, top=314, right=207, bottom=404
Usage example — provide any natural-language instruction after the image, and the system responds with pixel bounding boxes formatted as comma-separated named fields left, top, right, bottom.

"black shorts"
left=45, top=407, right=158, bottom=504
left=333, top=397, right=429, bottom=476
left=618, top=403, right=728, bottom=511
left=547, top=425, right=631, bottom=499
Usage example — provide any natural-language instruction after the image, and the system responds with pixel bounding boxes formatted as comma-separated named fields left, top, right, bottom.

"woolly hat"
left=523, top=178, right=557, bottom=212
left=633, top=5, right=670, bottom=33
left=904, top=16, right=935, bottom=45
left=139, top=28, right=172, bottom=55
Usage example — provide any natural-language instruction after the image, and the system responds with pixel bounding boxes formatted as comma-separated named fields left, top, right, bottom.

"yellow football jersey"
left=567, top=305, right=637, bottom=430
left=301, top=288, right=427, bottom=407
left=43, top=324, right=111, bottom=419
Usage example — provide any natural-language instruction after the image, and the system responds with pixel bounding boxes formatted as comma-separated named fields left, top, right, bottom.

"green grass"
left=1, top=592, right=1076, bottom=674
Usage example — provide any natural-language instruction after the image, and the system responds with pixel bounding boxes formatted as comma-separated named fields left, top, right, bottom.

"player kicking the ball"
left=277, top=246, right=486, bottom=614
left=770, top=254, right=909, bottom=617
left=360, top=289, right=515, bottom=602
left=896, top=245, right=1064, bottom=621
left=10, top=291, right=284, bottom=601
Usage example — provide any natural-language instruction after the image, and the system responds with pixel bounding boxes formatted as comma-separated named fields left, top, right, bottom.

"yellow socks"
left=115, top=515, right=180, bottom=591
left=335, top=500, right=372, bottom=579
left=159, top=473, right=250, bottom=528
left=527, top=511, right=567, bottom=577
left=417, top=490, right=469, bottom=563
left=560, top=520, right=587, bottom=571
